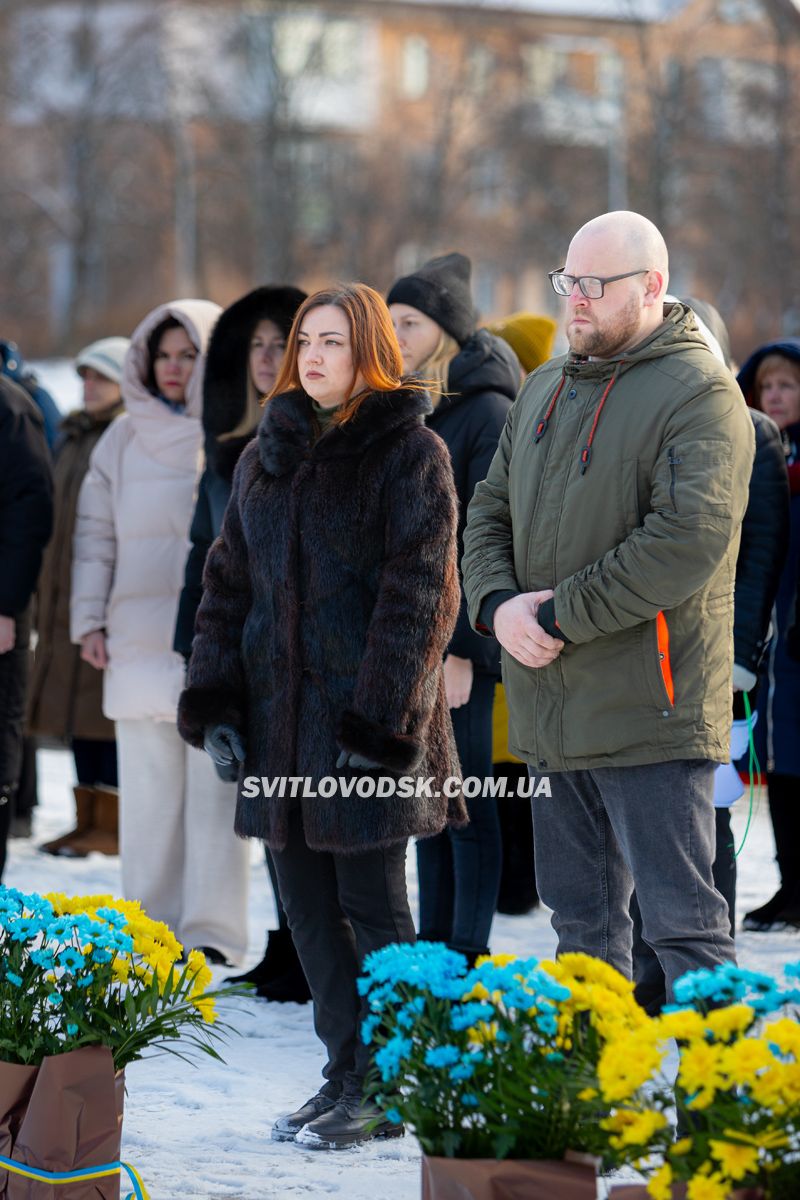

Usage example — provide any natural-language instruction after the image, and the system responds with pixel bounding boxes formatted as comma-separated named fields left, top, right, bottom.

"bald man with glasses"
left=463, top=210, right=754, bottom=1001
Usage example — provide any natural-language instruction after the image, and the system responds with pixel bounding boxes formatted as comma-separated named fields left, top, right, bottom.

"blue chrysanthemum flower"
left=461, top=1093, right=480, bottom=1107
left=6, top=970, right=23, bottom=987
left=30, top=949, right=56, bottom=970
left=450, top=1002, right=495, bottom=1031
left=375, top=1034, right=412, bottom=1082
left=58, top=947, right=84, bottom=972
left=424, top=1044, right=461, bottom=1069
left=449, top=1060, right=475, bottom=1081
left=76, top=972, right=95, bottom=988
left=384, top=1107, right=403, bottom=1125
left=47, top=992, right=63, bottom=1006
left=361, top=1014, right=381, bottom=1045
left=66, top=1023, right=79, bottom=1036
left=48, top=917, right=74, bottom=941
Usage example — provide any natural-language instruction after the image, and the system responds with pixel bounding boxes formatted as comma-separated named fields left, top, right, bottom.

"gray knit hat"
left=75, top=337, right=131, bottom=385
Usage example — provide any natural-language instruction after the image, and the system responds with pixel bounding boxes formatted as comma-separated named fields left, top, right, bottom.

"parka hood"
left=123, top=299, right=222, bottom=421
left=736, top=339, right=800, bottom=407
left=120, top=298, right=221, bottom=470
left=442, top=328, right=520, bottom=410
left=562, top=301, right=719, bottom=382
left=258, top=385, right=433, bottom=477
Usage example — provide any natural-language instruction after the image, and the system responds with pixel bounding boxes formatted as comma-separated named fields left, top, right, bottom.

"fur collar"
left=258, top=386, right=433, bottom=477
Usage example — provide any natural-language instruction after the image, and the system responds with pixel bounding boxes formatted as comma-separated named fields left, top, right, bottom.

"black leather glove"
left=336, top=749, right=384, bottom=771
left=204, top=724, right=246, bottom=768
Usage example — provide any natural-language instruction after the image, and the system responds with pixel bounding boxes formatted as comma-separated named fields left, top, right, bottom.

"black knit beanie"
left=387, top=252, right=476, bottom=346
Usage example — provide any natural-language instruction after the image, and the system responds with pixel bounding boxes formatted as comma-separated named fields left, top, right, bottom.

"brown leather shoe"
left=68, top=785, right=119, bottom=856
left=39, top=785, right=95, bottom=857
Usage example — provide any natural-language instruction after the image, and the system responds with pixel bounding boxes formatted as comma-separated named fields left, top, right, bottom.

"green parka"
left=462, top=303, right=755, bottom=771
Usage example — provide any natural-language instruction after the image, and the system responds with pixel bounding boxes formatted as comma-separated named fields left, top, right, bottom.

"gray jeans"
left=531, top=759, right=736, bottom=1001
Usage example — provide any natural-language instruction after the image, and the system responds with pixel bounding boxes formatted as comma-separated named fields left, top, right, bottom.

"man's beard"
left=567, top=293, right=642, bottom=358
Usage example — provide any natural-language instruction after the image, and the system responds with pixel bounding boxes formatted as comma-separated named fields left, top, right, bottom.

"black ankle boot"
left=256, top=936, right=312, bottom=1004
left=298, top=1080, right=404, bottom=1150
left=743, top=885, right=797, bottom=932
left=226, top=928, right=297, bottom=987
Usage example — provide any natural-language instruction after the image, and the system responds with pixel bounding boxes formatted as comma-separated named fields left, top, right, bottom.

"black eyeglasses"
left=548, top=268, right=649, bottom=300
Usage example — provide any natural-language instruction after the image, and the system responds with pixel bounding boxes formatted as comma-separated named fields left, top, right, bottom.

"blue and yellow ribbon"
left=0, top=1153, right=149, bottom=1198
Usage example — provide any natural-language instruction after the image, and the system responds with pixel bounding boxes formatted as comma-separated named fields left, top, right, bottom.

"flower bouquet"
left=358, top=944, right=651, bottom=1199
left=602, top=962, right=800, bottom=1200
left=0, top=885, right=232, bottom=1199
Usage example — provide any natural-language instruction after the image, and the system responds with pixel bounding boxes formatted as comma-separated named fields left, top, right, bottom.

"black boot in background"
left=743, top=773, right=800, bottom=930
left=256, top=928, right=312, bottom=1003
left=226, top=927, right=300, bottom=988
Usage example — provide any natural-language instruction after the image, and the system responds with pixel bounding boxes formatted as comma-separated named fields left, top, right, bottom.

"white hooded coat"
left=71, top=299, right=222, bottom=722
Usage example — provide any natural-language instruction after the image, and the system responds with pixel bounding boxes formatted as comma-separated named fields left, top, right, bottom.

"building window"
left=698, top=56, right=777, bottom=143
left=717, top=0, right=764, bottom=22
left=402, top=36, right=430, bottom=100
left=274, top=15, right=361, bottom=83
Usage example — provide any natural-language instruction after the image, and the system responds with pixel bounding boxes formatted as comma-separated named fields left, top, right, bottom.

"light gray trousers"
left=531, top=759, right=736, bottom=1001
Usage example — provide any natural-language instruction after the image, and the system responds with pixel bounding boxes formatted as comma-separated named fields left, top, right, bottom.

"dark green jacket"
left=462, top=303, right=755, bottom=771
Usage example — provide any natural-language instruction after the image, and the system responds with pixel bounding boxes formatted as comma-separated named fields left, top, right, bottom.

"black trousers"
left=270, top=806, right=415, bottom=1084
left=0, top=609, right=31, bottom=880
left=72, top=737, right=118, bottom=788
left=416, top=672, right=501, bottom=955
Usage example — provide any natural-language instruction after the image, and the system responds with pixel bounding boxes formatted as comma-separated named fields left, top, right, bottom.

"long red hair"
left=266, top=283, right=422, bottom=423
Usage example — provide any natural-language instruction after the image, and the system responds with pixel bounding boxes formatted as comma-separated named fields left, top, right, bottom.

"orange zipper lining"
left=656, top=611, right=674, bottom=706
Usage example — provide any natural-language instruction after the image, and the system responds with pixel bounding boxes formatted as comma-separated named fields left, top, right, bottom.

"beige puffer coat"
left=70, top=299, right=221, bottom=722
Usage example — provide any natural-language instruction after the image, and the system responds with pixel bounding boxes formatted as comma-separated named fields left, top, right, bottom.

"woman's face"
left=389, top=304, right=441, bottom=372
left=296, top=304, right=358, bottom=408
left=153, top=325, right=197, bottom=405
left=81, top=367, right=121, bottom=415
left=249, top=319, right=286, bottom=396
left=758, top=362, right=800, bottom=430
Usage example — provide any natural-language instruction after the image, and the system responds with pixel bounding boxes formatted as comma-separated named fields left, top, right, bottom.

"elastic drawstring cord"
left=734, top=689, right=760, bottom=859
left=532, top=373, right=567, bottom=443
left=579, top=362, right=624, bottom=475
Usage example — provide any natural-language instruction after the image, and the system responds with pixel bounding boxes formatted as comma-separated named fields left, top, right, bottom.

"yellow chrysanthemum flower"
left=647, top=1162, right=673, bottom=1200
left=686, top=1170, right=730, bottom=1200
left=719, top=1037, right=774, bottom=1088
left=600, top=1107, right=668, bottom=1148
left=671, top=1136, right=692, bottom=1156
left=708, top=1138, right=759, bottom=1182
left=677, top=1041, right=724, bottom=1104
left=704, top=1004, right=755, bottom=1042
left=191, top=996, right=217, bottom=1024
left=111, top=957, right=131, bottom=984
left=475, top=952, right=517, bottom=968
left=467, top=1021, right=499, bottom=1045
left=598, top=1035, right=663, bottom=1102
left=656, top=1009, right=706, bottom=1043
left=762, top=1017, right=800, bottom=1058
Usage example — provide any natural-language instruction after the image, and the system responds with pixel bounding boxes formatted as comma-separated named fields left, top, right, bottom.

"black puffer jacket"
left=734, top=408, right=790, bottom=672
left=427, top=329, right=519, bottom=676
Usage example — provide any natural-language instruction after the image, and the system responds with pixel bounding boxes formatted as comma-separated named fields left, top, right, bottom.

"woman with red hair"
left=178, top=283, right=465, bottom=1149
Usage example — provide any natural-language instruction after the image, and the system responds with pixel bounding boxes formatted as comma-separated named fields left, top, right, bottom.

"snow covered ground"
left=4, top=750, right=797, bottom=1200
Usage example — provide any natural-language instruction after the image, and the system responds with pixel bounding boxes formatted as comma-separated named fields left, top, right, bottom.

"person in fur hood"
left=70, top=298, right=251, bottom=969
left=173, top=284, right=310, bottom=1003
left=178, top=283, right=464, bottom=1150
